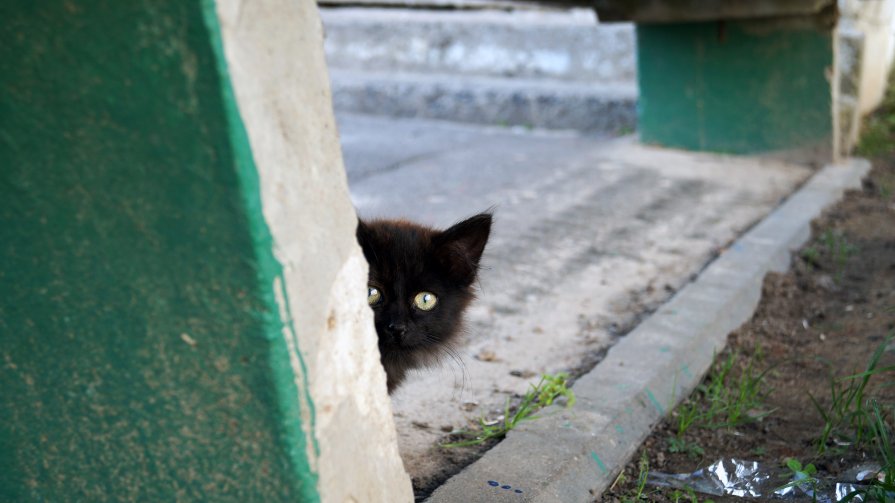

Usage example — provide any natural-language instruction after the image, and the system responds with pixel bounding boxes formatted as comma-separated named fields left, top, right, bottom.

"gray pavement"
left=428, top=158, right=870, bottom=503
left=338, top=113, right=814, bottom=494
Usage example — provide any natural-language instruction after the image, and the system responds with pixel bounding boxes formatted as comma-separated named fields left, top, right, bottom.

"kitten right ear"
left=434, top=213, right=492, bottom=284
left=356, top=219, right=375, bottom=261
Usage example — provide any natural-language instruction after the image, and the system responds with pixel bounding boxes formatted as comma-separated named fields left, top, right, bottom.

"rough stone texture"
left=0, top=1, right=316, bottom=500
left=834, top=22, right=865, bottom=157
left=331, top=70, right=637, bottom=132
left=427, top=158, right=870, bottom=503
left=838, top=0, right=895, bottom=116
left=0, top=0, right=411, bottom=501
left=322, top=9, right=635, bottom=83
left=321, top=8, right=638, bottom=131
left=212, top=1, right=413, bottom=501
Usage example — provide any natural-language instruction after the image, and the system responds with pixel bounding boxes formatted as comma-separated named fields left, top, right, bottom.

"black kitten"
left=356, top=213, right=492, bottom=393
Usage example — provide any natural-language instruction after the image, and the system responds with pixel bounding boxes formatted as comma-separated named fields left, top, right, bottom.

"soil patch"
left=603, top=125, right=895, bottom=499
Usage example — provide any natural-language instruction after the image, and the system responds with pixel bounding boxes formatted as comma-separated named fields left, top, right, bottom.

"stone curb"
left=427, top=158, right=871, bottom=503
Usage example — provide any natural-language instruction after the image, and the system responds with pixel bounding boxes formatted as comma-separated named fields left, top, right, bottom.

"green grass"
left=841, top=400, right=895, bottom=502
left=666, top=437, right=704, bottom=460
left=856, top=69, right=895, bottom=158
left=776, top=458, right=820, bottom=502
left=670, top=350, right=774, bottom=438
left=663, top=350, right=773, bottom=464
left=801, top=229, right=857, bottom=282
left=440, top=372, right=575, bottom=448
left=614, top=451, right=651, bottom=502
left=822, top=230, right=858, bottom=281
left=810, top=336, right=895, bottom=455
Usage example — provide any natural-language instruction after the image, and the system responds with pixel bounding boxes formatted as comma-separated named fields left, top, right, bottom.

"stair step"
left=321, top=8, right=636, bottom=82
left=330, top=69, right=637, bottom=131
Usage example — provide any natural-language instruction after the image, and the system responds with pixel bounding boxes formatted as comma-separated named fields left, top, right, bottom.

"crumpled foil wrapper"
left=646, top=458, right=886, bottom=502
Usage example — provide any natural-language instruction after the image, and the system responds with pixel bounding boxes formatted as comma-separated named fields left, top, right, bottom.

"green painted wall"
left=637, top=20, right=833, bottom=153
left=0, top=1, right=318, bottom=501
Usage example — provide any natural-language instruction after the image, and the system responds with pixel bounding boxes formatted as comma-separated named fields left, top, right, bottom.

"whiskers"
left=420, top=332, right=470, bottom=399
left=439, top=344, right=470, bottom=399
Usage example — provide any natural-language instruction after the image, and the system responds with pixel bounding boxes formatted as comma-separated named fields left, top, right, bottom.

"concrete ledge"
left=330, top=70, right=637, bottom=131
left=427, top=158, right=870, bottom=502
left=321, top=8, right=635, bottom=82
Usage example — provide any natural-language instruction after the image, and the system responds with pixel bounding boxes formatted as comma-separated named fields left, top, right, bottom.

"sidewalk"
left=339, top=113, right=816, bottom=497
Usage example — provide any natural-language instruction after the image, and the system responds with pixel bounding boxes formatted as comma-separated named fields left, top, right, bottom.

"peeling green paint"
left=637, top=20, right=833, bottom=154
left=200, top=0, right=321, bottom=498
left=1, top=0, right=318, bottom=500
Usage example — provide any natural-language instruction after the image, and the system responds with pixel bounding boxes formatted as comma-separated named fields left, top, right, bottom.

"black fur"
left=356, top=213, right=492, bottom=393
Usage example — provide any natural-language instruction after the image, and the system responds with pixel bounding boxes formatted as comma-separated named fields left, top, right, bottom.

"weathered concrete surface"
left=428, top=158, right=870, bottom=502
left=340, top=113, right=813, bottom=491
left=213, top=2, right=413, bottom=502
left=322, top=8, right=635, bottom=82
left=637, top=20, right=833, bottom=155
left=840, top=0, right=895, bottom=116
left=322, top=8, right=637, bottom=131
left=1, top=1, right=410, bottom=501
left=331, top=70, right=637, bottom=132
left=1, top=1, right=319, bottom=499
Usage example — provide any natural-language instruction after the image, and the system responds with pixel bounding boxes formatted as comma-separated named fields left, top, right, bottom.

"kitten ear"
left=356, top=219, right=375, bottom=261
left=434, top=213, right=492, bottom=284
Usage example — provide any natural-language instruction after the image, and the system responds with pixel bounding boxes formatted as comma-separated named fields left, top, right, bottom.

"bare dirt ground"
left=604, top=87, right=895, bottom=502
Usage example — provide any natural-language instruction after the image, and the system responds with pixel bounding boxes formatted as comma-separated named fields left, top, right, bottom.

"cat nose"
left=387, top=323, right=407, bottom=337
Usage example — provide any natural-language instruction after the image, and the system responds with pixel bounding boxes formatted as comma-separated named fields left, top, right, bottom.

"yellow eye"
left=367, top=287, right=382, bottom=306
left=413, top=291, right=437, bottom=311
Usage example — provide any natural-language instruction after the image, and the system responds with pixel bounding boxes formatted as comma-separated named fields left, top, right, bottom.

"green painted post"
left=637, top=20, right=833, bottom=154
left=0, top=1, right=319, bottom=501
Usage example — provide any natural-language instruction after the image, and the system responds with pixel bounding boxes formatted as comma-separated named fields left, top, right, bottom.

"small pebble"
left=461, top=401, right=478, bottom=412
left=180, top=333, right=197, bottom=347
left=440, top=425, right=453, bottom=432
left=476, top=349, right=497, bottom=362
left=820, top=333, right=827, bottom=341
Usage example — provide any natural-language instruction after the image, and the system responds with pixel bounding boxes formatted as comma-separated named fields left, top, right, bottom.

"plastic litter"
left=646, top=458, right=889, bottom=502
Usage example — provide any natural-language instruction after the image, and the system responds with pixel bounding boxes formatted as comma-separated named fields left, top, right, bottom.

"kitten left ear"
left=355, top=218, right=376, bottom=262
left=434, top=213, right=492, bottom=283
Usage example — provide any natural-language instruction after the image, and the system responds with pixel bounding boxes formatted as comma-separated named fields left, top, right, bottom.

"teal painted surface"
left=0, top=1, right=318, bottom=501
left=637, top=21, right=832, bottom=153
left=199, top=1, right=321, bottom=498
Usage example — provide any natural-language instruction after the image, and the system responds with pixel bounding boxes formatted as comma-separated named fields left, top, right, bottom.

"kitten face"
left=356, top=213, right=492, bottom=393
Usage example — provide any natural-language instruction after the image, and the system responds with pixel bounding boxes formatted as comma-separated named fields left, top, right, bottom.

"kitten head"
left=356, top=213, right=492, bottom=392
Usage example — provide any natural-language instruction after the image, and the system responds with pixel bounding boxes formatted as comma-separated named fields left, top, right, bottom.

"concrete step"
left=321, top=8, right=636, bottom=82
left=330, top=69, right=638, bottom=131
left=322, top=7, right=638, bottom=131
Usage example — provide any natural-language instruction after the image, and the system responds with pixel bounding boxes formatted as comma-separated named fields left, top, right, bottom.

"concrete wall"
left=840, top=0, right=895, bottom=116
left=835, top=0, right=895, bottom=155
left=211, top=0, right=413, bottom=500
left=0, top=0, right=411, bottom=501
left=839, top=0, right=895, bottom=114
left=637, top=20, right=833, bottom=154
